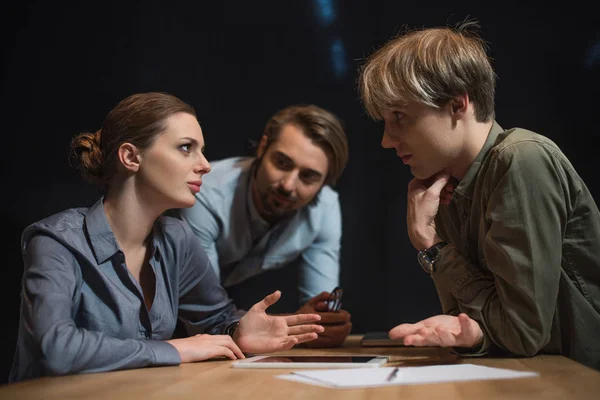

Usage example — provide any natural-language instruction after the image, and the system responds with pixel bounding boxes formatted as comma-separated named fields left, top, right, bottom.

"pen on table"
left=385, top=367, right=399, bottom=382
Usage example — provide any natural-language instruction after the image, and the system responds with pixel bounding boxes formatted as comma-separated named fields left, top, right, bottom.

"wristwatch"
left=417, top=241, right=448, bottom=274
left=225, top=321, right=240, bottom=337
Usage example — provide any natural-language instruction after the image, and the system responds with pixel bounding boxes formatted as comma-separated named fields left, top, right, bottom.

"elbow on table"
left=43, top=355, right=78, bottom=377
left=39, top=336, right=81, bottom=377
left=507, top=344, right=542, bottom=358
left=500, top=331, right=549, bottom=358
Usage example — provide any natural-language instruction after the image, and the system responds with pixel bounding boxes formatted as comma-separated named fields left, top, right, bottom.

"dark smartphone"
left=327, top=286, right=343, bottom=312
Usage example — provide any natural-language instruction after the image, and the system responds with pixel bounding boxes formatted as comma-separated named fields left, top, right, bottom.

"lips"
left=401, top=154, right=412, bottom=164
left=271, top=192, right=293, bottom=205
left=187, top=181, right=202, bottom=193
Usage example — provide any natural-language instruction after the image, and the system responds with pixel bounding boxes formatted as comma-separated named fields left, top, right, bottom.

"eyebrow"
left=304, top=169, right=324, bottom=179
left=274, top=151, right=324, bottom=178
left=181, top=137, right=205, bottom=152
left=390, top=101, right=409, bottom=111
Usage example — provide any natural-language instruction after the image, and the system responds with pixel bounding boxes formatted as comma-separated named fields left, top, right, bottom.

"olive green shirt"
left=433, top=122, right=600, bottom=370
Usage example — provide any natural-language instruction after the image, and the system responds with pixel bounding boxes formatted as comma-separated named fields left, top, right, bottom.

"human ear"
left=256, top=134, right=268, bottom=158
left=450, top=94, right=469, bottom=117
left=117, top=143, right=141, bottom=173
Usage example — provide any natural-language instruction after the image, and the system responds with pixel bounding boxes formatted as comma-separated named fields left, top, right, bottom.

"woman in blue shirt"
left=10, top=92, right=323, bottom=382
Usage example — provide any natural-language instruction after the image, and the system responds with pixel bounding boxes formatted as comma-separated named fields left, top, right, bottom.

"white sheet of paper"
left=276, top=364, right=539, bottom=388
left=278, top=374, right=333, bottom=388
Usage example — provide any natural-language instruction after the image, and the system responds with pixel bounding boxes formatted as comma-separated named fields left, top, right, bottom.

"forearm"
left=178, top=301, right=244, bottom=336
left=178, top=220, right=245, bottom=335
left=432, top=272, right=460, bottom=316
left=298, top=255, right=339, bottom=305
left=297, top=194, right=342, bottom=304
left=178, top=256, right=243, bottom=336
left=298, top=235, right=341, bottom=303
left=28, top=315, right=180, bottom=376
left=432, top=245, right=553, bottom=356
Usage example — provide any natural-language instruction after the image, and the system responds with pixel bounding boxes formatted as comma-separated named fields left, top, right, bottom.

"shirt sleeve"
left=432, top=141, right=573, bottom=357
left=20, top=235, right=182, bottom=377
left=178, top=197, right=222, bottom=281
left=176, top=222, right=244, bottom=336
left=432, top=263, right=460, bottom=317
left=297, top=194, right=342, bottom=304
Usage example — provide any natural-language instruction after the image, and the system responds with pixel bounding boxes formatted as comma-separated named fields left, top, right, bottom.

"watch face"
left=417, top=242, right=448, bottom=274
left=418, top=251, right=433, bottom=274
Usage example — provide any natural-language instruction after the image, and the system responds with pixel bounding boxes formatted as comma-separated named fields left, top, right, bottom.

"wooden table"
left=2, top=335, right=599, bottom=399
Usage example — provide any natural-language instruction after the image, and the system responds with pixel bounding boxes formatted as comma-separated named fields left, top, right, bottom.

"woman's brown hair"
left=70, top=92, right=196, bottom=190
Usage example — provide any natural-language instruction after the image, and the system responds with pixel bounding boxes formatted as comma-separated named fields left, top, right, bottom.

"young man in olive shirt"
left=359, top=21, right=600, bottom=369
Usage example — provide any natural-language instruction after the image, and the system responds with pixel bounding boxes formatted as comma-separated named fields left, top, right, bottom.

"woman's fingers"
left=217, top=347, right=237, bottom=360
left=290, top=332, right=319, bottom=345
left=197, top=334, right=245, bottom=359
left=223, top=339, right=245, bottom=359
left=287, top=324, right=325, bottom=336
left=283, top=313, right=321, bottom=326
left=169, top=334, right=247, bottom=362
left=277, top=337, right=299, bottom=351
left=251, top=290, right=282, bottom=312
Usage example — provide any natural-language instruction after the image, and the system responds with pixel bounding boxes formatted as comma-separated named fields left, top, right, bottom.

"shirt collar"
left=85, top=197, right=122, bottom=264
left=454, top=120, right=504, bottom=199
left=85, top=198, right=161, bottom=264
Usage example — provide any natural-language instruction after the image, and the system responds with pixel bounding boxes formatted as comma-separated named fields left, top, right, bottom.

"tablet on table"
left=231, top=355, right=388, bottom=369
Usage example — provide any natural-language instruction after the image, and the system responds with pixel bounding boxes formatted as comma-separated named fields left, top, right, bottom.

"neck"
left=451, top=119, right=494, bottom=180
left=103, top=178, right=163, bottom=251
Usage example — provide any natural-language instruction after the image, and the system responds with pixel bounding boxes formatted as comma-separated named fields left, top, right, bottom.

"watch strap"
left=427, top=241, right=448, bottom=258
left=418, top=241, right=448, bottom=274
left=225, top=321, right=240, bottom=337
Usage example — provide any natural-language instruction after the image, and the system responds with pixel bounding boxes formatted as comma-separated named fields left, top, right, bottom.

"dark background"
left=1, top=0, right=598, bottom=384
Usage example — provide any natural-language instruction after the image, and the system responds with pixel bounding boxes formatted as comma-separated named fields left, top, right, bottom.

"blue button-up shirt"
left=179, top=157, right=342, bottom=304
left=10, top=198, right=242, bottom=382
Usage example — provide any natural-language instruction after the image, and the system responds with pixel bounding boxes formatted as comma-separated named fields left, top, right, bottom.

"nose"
left=194, top=152, right=211, bottom=175
left=381, top=130, right=395, bottom=149
left=280, top=170, right=298, bottom=193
